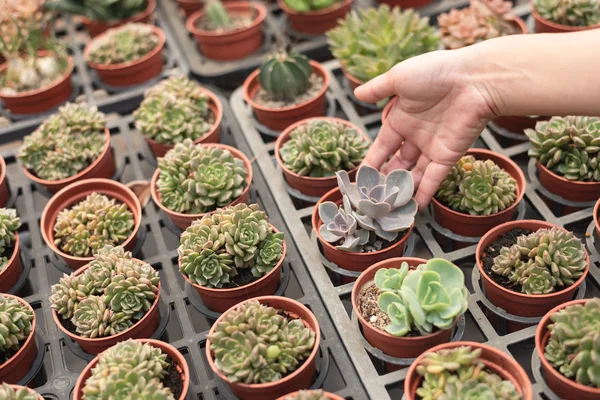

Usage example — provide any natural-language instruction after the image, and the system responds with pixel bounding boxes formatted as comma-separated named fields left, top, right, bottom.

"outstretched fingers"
left=383, top=141, right=421, bottom=174
left=414, top=162, right=453, bottom=211
left=362, top=122, right=405, bottom=170
left=354, top=70, right=397, bottom=103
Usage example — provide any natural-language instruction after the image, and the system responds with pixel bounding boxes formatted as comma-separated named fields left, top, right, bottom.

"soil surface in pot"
left=332, top=230, right=405, bottom=253
left=195, top=14, right=254, bottom=32
left=254, top=74, right=324, bottom=109
left=161, top=355, right=184, bottom=399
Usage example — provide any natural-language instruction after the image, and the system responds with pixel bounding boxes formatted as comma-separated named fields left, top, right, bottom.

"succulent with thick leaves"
left=133, top=76, right=213, bottom=146
left=53, top=192, right=135, bottom=257
left=205, top=0, right=231, bottom=29
left=491, top=227, right=587, bottom=294
left=84, top=371, right=174, bottom=400
left=208, top=300, right=316, bottom=384
left=44, top=0, right=147, bottom=22
left=49, top=272, right=95, bottom=319
left=0, top=295, right=34, bottom=352
left=283, top=0, right=339, bottom=12
left=104, top=274, right=158, bottom=319
left=318, top=195, right=370, bottom=251
left=156, top=139, right=248, bottom=214
left=533, top=0, right=600, bottom=26
left=0, top=383, right=38, bottom=400
left=72, top=295, right=132, bottom=338
left=327, top=5, right=439, bottom=82
left=284, top=390, right=329, bottom=400
left=0, top=208, right=21, bottom=271
left=544, top=298, right=600, bottom=387
left=0, top=0, right=49, bottom=57
left=436, top=155, right=518, bottom=215
left=252, top=232, right=285, bottom=277
left=280, top=119, right=369, bottom=177
left=375, top=259, right=468, bottom=336
left=258, top=50, right=312, bottom=101
left=525, top=116, right=600, bottom=182
left=85, top=23, right=159, bottom=65
left=18, top=103, right=106, bottom=181
left=416, top=346, right=522, bottom=400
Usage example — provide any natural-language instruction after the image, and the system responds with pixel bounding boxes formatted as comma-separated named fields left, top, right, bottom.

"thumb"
left=354, top=69, right=397, bottom=103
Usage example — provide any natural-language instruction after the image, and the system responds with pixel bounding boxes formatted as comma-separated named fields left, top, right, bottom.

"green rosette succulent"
left=53, top=192, right=135, bottom=257
left=104, top=273, right=159, bottom=318
left=284, top=390, right=329, bottom=400
left=0, top=383, right=39, bottom=400
left=279, top=119, right=369, bottom=177
left=73, top=295, right=132, bottom=338
left=18, top=103, right=106, bottom=181
left=86, top=23, right=159, bottom=65
left=533, top=0, right=600, bottom=26
left=208, top=300, right=316, bottom=384
left=49, top=272, right=96, bottom=319
left=133, top=76, right=213, bottom=145
left=0, top=294, right=34, bottom=352
left=156, top=139, right=248, bottom=214
left=252, top=232, right=285, bottom=278
left=544, top=298, right=600, bottom=388
left=0, top=208, right=21, bottom=270
left=327, top=5, right=439, bottom=82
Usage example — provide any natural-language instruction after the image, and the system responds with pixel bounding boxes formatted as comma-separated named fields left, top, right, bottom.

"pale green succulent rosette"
left=0, top=294, right=34, bottom=353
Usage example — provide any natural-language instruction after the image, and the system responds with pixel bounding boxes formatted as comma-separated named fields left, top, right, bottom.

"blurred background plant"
left=44, top=0, right=147, bottom=22
left=283, top=0, right=342, bottom=12
left=534, top=0, right=600, bottom=27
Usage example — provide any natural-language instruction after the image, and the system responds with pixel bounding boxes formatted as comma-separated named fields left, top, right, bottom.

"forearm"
left=461, top=30, right=600, bottom=117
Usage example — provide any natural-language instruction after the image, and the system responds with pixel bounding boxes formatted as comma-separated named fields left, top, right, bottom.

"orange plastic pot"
left=177, top=0, right=202, bottom=17
left=430, top=148, right=526, bottom=237
left=144, top=88, right=223, bottom=158
left=84, top=25, right=165, bottom=88
left=531, top=4, right=600, bottom=33
left=274, top=117, right=370, bottom=198
left=73, top=339, right=190, bottom=400
left=0, top=294, right=37, bottom=384
left=377, top=0, right=433, bottom=8
left=0, top=233, right=22, bottom=293
left=151, top=143, right=253, bottom=230
left=41, top=179, right=142, bottom=270
left=536, top=161, right=600, bottom=202
left=81, top=0, right=156, bottom=37
left=276, top=392, right=344, bottom=400
left=312, top=187, right=413, bottom=273
left=187, top=2, right=266, bottom=61
left=180, top=226, right=286, bottom=312
left=277, top=0, right=353, bottom=35
left=244, top=60, right=330, bottom=131
left=476, top=220, right=589, bottom=318
left=535, top=299, right=600, bottom=400
left=22, top=127, right=115, bottom=194
left=0, top=55, right=74, bottom=115
left=4, top=385, right=43, bottom=399
left=0, top=154, right=8, bottom=207
left=51, top=261, right=161, bottom=354
left=404, top=341, right=533, bottom=400
left=206, top=296, right=320, bottom=400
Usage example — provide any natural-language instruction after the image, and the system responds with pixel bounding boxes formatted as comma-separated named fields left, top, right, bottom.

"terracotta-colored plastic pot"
left=0, top=233, right=22, bottom=293
left=352, top=257, right=458, bottom=360
left=476, top=220, right=589, bottom=318
left=0, top=294, right=37, bottom=384
left=181, top=226, right=286, bottom=312
left=22, top=127, right=115, bottom=194
left=431, top=148, right=526, bottom=237
left=276, top=392, right=345, bottom=400
left=51, top=260, right=161, bottom=354
left=177, top=0, right=202, bottom=17
left=81, top=0, right=156, bottom=37
left=404, top=341, right=533, bottom=400
left=144, top=88, right=223, bottom=158
left=207, top=296, right=321, bottom=400
left=151, top=143, right=253, bottom=230
left=274, top=117, right=370, bottom=198
left=594, top=198, right=600, bottom=238
left=73, top=338, right=190, bottom=400
left=312, top=187, right=413, bottom=273
left=4, top=385, right=43, bottom=399
left=536, top=161, right=600, bottom=203
left=187, top=2, right=266, bottom=61
left=41, top=179, right=142, bottom=270
left=0, top=55, right=74, bottom=115
left=377, top=0, right=434, bottom=9
left=531, top=4, right=600, bottom=33
left=277, top=0, right=353, bottom=35
left=535, top=299, right=600, bottom=400
left=84, top=25, right=165, bottom=88
left=244, top=60, right=330, bottom=131
left=0, top=154, right=8, bottom=207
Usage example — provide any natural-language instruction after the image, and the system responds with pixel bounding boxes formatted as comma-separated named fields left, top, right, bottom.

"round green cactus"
left=0, top=383, right=39, bottom=400
left=534, top=0, right=600, bottom=26
left=258, top=50, right=313, bottom=101
left=86, top=23, right=160, bottom=65
left=0, top=295, right=34, bottom=352
left=0, top=208, right=21, bottom=271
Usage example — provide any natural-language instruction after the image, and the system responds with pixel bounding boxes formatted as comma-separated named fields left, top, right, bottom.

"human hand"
left=355, top=49, right=499, bottom=211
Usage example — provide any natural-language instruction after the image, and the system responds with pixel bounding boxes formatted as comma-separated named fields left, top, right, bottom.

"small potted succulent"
left=45, top=0, right=156, bottom=37
left=178, top=203, right=286, bottom=312
left=84, top=23, right=166, bottom=88
left=150, top=139, right=252, bottom=229
left=206, top=297, right=320, bottom=399
left=17, top=102, right=115, bottom=193
left=535, top=298, right=600, bottom=400
left=431, top=148, right=526, bottom=237
left=277, top=390, right=345, bottom=400
left=40, top=178, right=142, bottom=269
left=277, top=0, right=353, bottom=35
left=50, top=245, right=161, bottom=354
left=404, top=342, right=533, bottom=399
left=476, top=220, right=589, bottom=325
left=352, top=258, right=468, bottom=362
left=133, top=75, right=223, bottom=158
left=327, top=5, right=439, bottom=91
left=531, top=0, right=600, bottom=33
left=525, top=116, right=600, bottom=203
left=275, top=117, right=370, bottom=198
left=243, top=48, right=330, bottom=131
left=187, top=0, right=267, bottom=61
left=312, top=164, right=417, bottom=273
left=0, top=294, right=36, bottom=384
left=0, top=209, right=22, bottom=293
left=73, top=339, right=190, bottom=399
left=0, top=383, right=42, bottom=400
